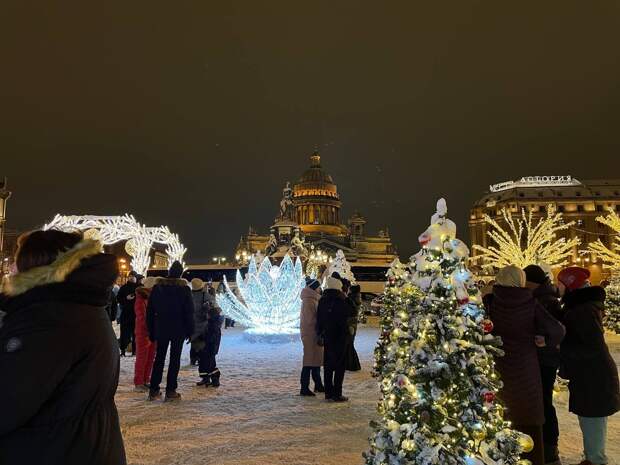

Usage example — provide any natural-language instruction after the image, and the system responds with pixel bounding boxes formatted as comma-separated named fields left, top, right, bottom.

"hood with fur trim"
left=0, top=239, right=103, bottom=297
left=0, top=239, right=118, bottom=316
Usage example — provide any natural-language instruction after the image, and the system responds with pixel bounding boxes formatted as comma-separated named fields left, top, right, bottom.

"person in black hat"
left=524, top=264, right=565, bottom=465
left=146, top=261, right=194, bottom=402
left=117, top=270, right=139, bottom=356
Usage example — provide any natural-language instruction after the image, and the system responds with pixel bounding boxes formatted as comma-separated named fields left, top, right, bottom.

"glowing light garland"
left=217, top=254, right=305, bottom=339
left=473, top=205, right=580, bottom=270
left=588, top=208, right=620, bottom=271
left=44, top=214, right=187, bottom=274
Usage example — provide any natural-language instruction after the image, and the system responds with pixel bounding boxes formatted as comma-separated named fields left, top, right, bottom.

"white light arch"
left=43, top=214, right=187, bottom=274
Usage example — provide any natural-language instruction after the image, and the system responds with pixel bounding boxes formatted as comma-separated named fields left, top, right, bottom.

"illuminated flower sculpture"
left=217, top=254, right=305, bottom=342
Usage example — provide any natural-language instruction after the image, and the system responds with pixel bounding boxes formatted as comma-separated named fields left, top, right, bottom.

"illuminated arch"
left=43, top=214, right=187, bottom=274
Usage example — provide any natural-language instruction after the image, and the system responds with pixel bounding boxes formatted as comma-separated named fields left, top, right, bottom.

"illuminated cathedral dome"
left=293, top=152, right=346, bottom=235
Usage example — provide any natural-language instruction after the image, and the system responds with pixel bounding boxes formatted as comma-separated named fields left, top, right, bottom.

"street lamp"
left=212, top=257, right=227, bottom=265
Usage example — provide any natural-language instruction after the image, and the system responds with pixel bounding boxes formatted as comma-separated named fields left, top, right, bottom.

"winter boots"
left=147, top=390, right=161, bottom=401
left=197, top=369, right=221, bottom=388
left=165, top=391, right=182, bottom=402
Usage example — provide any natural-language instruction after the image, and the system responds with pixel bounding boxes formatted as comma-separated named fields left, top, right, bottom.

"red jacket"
left=135, top=287, right=152, bottom=340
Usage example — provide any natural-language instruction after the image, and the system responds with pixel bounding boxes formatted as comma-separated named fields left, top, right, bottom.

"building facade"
left=235, top=152, right=396, bottom=277
left=469, top=176, right=620, bottom=282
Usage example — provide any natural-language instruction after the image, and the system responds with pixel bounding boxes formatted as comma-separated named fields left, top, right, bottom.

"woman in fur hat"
left=133, top=276, right=160, bottom=391
left=299, top=279, right=324, bottom=396
left=0, top=230, right=126, bottom=464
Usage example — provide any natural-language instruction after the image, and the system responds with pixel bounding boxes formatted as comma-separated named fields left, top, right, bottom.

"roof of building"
left=473, top=178, right=620, bottom=207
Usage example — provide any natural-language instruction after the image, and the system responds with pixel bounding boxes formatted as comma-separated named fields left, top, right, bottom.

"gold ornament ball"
left=518, top=434, right=535, bottom=453
left=517, top=460, right=532, bottom=465
left=471, top=428, right=486, bottom=441
left=125, top=238, right=138, bottom=256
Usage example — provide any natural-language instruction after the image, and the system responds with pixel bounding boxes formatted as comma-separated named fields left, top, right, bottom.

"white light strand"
left=44, top=214, right=187, bottom=274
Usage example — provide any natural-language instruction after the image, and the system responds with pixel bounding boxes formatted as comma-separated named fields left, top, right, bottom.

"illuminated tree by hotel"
left=365, top=199, right=529, bottom=465
left=473, top=205, right=580, bottom=270
left=217, top=254, right=305, bottom=340
left=305, top=244, right=332, bottom=279
left=44, top=214, right=187, bottom=274
left=588, top=208, right=620, bottom=333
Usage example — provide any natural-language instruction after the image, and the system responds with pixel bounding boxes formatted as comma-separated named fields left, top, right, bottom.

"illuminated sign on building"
left=490, top=176, right=581, bottom=193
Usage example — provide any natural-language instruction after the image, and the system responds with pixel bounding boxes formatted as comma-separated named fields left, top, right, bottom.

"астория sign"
left=489, top=176, right=581, bottom=193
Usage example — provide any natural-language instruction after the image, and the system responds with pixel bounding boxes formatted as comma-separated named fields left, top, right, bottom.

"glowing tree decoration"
left=588, top=208, right=620, bottom=272
left=217, top=254, right=305, bottom=342
left=325, top=249, right=356, bottom=283
left=44, top=214, right=187, bottom=274
left=365, top=199, right=528, bottom=465
left=587, top=208, right=620, bottom=333
left=473, top=205, right=580, bottom=270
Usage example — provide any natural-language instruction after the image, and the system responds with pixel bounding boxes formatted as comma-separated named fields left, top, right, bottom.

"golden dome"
left=294, top=151, right=339, bottom=199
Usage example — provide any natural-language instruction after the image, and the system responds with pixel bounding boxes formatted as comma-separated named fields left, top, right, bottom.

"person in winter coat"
left=146, top=261, right=194, bottom=402
left=524, top=264, right=565, bottom=465
left=197, top=294, right=224, bottom=387
left=190, top=278, right=208, bottom=366
left=558, top=267, right=620, bottom=465
left=484, top=265, right=565, bottom=465
left=345, top=284, right=362, bottom=372
left=133, top=276, right=160, bottom=391
left=0, top=230, right=126, bottom=465
left=299, top=279, right=325, bottom=396
left=117, top=270, right=138, bottom=356
left=105, top=287, right=118, bottom=322
left=316, top=275, right=356, bottom=402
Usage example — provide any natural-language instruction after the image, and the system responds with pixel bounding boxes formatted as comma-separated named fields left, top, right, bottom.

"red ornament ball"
left=483, top=392, right=496, bottom=403
left=482, top=319, right=494, bottom=333
left=457, top=296, right=469, bottom=305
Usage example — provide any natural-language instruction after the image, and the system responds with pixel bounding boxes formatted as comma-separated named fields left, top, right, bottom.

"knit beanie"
left=557, top=267, right=591, bottom=291
left=168, top=260, right=184, bottom=279
left=523, top=265, right=548, bottom=285
left=496, top=265, right=526, bottom=288
left=326, top=276, right=343, bottom=291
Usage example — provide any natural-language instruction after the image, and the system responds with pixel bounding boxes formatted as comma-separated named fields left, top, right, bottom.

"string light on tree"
left=324, top=249, right=356, bottom=283
left=365, top=198, right=528, bottom=465
left=217, top=254, right=305, bottom=342
left=473, top=205, right=580, bottom=270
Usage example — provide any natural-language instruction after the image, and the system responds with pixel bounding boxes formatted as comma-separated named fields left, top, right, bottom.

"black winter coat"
left=117, top=281, right=137, bottom=323
left=532, top=283, right=564, bottom=368
left=0, top=241, right=126, bottom=465
left=345, top=290, right=362, bottom=372
left=146, top=278, right=194, bottom=341
left=205, top=310, right=224, bottom=355
left=561, top=286, right=620, bottom=417
left=317, top=288, right=355, bottom=369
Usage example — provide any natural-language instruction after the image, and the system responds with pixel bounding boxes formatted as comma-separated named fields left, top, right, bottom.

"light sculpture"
left=44, top=214, right=187, bottom=274
left=217, top=254, right=305, bottom=342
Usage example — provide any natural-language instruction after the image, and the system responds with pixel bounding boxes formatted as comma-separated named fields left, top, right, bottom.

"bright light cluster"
left=473, top=205, right=580, bottom=270
left=588, top=208, right=620, bottom=271
left=44, top=214, right=187, bottom=274
left=217, top=254, right=305, bottom=337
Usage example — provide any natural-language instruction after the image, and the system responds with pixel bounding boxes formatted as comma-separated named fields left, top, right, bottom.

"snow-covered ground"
left=115, top=327, right=620, bottom=465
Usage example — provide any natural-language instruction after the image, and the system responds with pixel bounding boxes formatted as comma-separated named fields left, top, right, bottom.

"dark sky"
left=2, top=1, right=619, bottom=262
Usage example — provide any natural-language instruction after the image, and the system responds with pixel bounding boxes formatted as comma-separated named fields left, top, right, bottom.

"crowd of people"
left=0, top=229, right=618, bottom=465
left=483, top=264, right=619, bottom=465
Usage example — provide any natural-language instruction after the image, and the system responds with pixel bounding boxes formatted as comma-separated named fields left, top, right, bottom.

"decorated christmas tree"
left=372, top=258, right=421, bottom=377
left=365, top=199, right=529, bottom=465
left=325, top=249, right=356, bottom=283
left=604, top=275, right=620, bottom=334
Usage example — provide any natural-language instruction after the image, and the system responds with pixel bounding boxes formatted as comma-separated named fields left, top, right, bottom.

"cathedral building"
left=234, top=152, right=396, bottom=283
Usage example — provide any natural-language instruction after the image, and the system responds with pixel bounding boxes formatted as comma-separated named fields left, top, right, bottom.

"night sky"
left=2, top=2, right=619, bottom=262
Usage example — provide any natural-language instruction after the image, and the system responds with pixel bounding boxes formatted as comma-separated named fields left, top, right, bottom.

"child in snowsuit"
left=197, top=296, right=224, bottom=387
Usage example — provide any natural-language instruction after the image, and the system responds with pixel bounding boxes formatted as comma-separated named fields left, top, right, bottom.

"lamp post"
left=212, top=257, right=227, bottom=265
